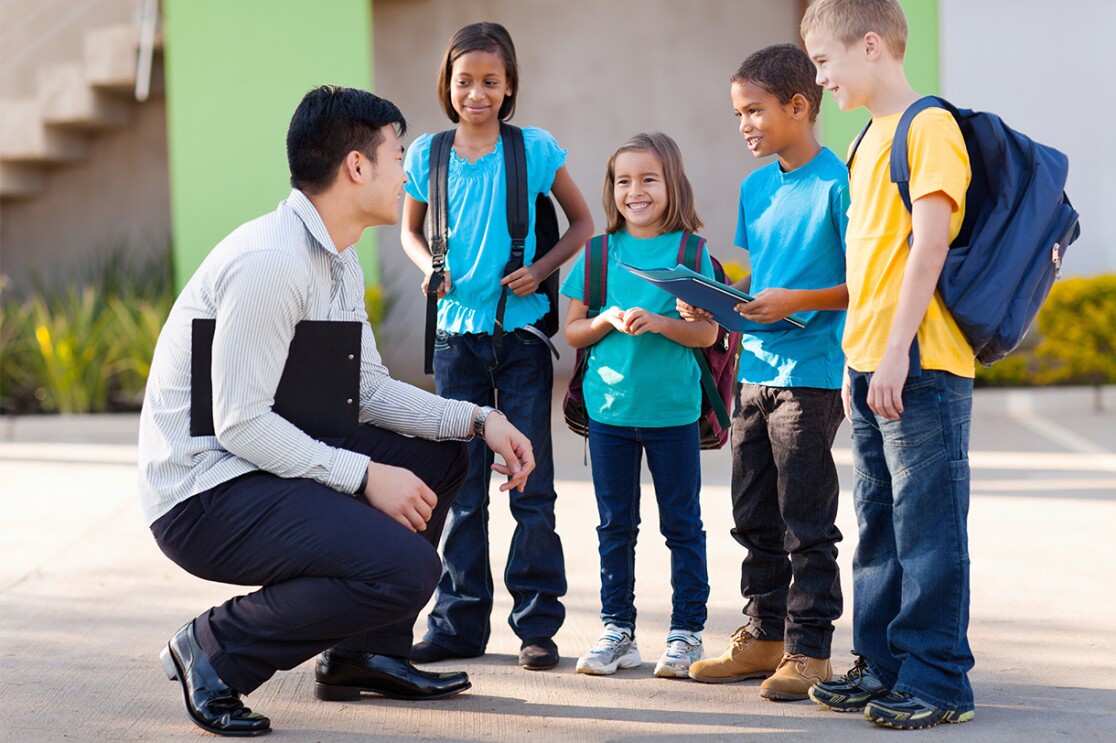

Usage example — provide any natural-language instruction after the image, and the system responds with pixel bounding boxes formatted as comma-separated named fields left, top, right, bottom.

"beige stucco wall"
left=0, top=0, right=171, bottom=290
left=0, top=101, right=171, bottom=286
left=372, top=0, right=800, bottom=382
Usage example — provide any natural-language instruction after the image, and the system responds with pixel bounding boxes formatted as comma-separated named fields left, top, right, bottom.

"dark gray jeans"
left=730, top=383, right=844, bottom=658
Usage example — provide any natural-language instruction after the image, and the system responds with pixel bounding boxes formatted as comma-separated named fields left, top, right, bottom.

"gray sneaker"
left=654, top=630, right=704, bottom=678
left=576, top=624, right=642, bottom=675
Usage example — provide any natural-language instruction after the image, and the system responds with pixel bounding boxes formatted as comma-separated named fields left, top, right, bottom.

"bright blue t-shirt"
left=560, top=230, right=715, bottom=428
left=404, top=127, right=567, bottom=334
left=734, top=147, right=849, bottom=389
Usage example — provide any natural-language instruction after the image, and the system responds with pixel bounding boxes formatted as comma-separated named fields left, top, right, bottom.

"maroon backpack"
left=562, top=232, right=741, bottom=449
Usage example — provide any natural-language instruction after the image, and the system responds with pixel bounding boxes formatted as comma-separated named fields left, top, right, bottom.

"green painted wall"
left=163, top=0, right=378, bottom=290
left=818, top=0, right=940, bottom=156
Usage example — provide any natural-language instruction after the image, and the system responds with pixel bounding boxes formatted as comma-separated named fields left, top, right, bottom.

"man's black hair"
left=732, top=44, right=823, bottom=123
left=286, top=85, right=407, bottom=194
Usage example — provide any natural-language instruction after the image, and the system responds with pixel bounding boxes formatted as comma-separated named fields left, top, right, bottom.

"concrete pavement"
left=1, top=384, right=1115, bottom=741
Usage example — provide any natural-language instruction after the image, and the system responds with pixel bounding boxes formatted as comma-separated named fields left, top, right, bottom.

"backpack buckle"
left=1052, top=243, right=1062, bottom=279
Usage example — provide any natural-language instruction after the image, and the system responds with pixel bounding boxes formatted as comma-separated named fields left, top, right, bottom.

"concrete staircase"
left=0, top=22, right=163, bottom=200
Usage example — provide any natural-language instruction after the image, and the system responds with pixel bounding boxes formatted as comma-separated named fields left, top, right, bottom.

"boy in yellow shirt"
left=802, top=0, right=976, bottom=730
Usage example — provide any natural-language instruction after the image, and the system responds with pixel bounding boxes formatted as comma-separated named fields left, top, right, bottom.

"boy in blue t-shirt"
left=683, top=44, right=849, bottom=702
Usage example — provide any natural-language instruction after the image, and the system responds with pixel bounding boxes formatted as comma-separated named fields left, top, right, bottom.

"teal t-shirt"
left=404, top=126, right=567, bottom=334
left=560, top=229, right=715, bottom=428
left=734, top=147, right=849, bottom=389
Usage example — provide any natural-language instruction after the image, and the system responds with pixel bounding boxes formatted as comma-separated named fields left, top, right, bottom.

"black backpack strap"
left=494, top=122, right=528, bottom=347
left=676, top=233, right=731, bottom=431
left=846, top=119, right=872, bottom=170
left=424, top=129, right=454, bottom=374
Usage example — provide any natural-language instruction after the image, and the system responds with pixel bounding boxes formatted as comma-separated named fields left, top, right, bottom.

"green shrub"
left=27, top=287, right=115, bottom=413
left=976, top=274, right=1116, bottom=387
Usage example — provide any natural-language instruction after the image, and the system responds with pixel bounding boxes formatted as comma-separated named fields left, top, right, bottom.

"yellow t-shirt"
left=844, top=108, right=975, bottom=378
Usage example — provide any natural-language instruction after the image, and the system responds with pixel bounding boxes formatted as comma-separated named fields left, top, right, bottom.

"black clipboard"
left=190, top=318, right=362, bottom=438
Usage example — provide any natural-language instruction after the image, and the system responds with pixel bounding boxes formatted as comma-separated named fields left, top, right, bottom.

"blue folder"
left=619, top=262, right=809, bottom=332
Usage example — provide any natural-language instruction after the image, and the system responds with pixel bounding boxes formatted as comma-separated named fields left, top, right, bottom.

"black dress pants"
left=150, top=425, right=469, bottom=694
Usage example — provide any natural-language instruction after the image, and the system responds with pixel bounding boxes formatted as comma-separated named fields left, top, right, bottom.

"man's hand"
left=361, top=461, right=438, bottom=532
left=481, top=412, right=536, bottom=493
left=737, top=287, right=795, bottom=324
left=867, top=347, right=909, bottom=420
left=421, top=269, right=452, bottom=298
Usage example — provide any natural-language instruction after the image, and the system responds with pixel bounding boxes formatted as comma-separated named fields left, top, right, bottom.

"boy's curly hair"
left=731, top=44, right=822, bottom=123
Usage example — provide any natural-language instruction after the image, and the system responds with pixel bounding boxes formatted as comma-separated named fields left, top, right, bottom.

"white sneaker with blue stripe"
left=576, top=624, right=642, bottom=675
left=654, top=630, right=704, bottom=678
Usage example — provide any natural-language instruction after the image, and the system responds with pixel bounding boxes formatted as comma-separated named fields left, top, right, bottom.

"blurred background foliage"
left=0, top=250, right=390, bottom=415
left=1, top=258, right=1111, bottom=415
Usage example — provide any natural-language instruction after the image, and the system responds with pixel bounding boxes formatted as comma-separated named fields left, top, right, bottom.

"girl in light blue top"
left=561, top=132, right=717, bottom=679
left=400, top=22, right=592, bottom=670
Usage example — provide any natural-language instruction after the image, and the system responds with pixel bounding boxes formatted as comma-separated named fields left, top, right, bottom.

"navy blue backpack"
left=848, top=96, right=1081, bottom=367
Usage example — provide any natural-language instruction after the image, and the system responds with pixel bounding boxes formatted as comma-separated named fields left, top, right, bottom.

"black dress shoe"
left=314, top=649, right=471, bottom=701
left=410, top=640, right=482, bottom=664
left=160, top=621, right=271, bottom=737
left=518, top=637, right=560, bottom=670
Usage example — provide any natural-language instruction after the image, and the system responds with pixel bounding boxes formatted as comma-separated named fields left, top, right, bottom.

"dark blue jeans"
left=848, top=368, right=974, bottom=712
left=427, top=329, right=566, bottom=653
left=730, top=383, right=844, bottom=658
left=587, top=418, right=708, bottom=633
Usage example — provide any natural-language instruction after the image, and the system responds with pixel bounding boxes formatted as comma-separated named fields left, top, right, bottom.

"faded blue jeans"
left=426, top=329, right=566, bottom=654
left=848, top=368, right=975, bottom=712
left=587, top=419, right=709, bottom=634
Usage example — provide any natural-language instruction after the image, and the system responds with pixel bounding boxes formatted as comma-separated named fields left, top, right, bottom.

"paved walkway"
left=1, top=385, right=1115, bottom=741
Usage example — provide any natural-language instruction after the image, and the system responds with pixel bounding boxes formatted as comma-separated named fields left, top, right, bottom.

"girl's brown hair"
left=436, top=22, right=518, bottom=123
left=602, top=132, right=703, bottom=235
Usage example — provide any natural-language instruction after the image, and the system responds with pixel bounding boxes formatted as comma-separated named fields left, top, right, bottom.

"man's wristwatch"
left=473, top=406, right=505, bottom=438
left=354, top=468, right=369, bottom=496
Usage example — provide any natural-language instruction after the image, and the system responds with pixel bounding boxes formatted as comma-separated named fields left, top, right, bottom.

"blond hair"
left=800, top=0, right=908, bottom=59
left=602, top=132, right=703, bottom=235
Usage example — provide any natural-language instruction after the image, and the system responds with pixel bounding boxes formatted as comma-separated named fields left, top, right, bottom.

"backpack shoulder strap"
left=423, top=129, right=454, bottom=375
left=427, top=130, right=454, bottom=268
left=846, top=120, right=872, bottom=171
left=500, top=122, right=529, bottom=246
left=584, top=235, right=608, bottom=317
left=676, top=232, right=706, bottom=271
left=891, top=95, right=952, bottom=212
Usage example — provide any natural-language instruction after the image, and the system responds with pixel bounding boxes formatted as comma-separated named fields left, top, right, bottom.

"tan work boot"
left=687, top=626, right=783, bottom=683
left=759, top=653, right=832, bottom=701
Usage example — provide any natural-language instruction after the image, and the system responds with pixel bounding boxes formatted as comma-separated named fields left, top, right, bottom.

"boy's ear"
left=863, top=31, right=884, bottom=61
left=790, top=93, right=811, bottom=120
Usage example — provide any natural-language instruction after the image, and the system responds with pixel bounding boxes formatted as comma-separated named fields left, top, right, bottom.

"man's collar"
left=286, top=188, right=341, bottom=256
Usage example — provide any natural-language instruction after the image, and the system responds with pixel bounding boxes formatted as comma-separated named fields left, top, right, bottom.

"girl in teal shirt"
left=561, top=132, right=717, bottom=679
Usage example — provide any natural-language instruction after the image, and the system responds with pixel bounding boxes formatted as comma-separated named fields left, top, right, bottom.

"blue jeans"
left=587, top=418, right=709, bottom=633
left=848, top=368, right=974, bottom=711
left=427, top=329, right=566, bottom=653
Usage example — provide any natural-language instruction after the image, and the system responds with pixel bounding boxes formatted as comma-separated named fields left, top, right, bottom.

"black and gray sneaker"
left=865, top=690, right=975, bottom=729
left=807, top=654, right=889, bottom=712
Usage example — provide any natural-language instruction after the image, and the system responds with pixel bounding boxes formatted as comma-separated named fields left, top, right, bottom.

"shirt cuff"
left=438, top=399, right=477, bottom=440
left=330, top=448, right=371, bottom=495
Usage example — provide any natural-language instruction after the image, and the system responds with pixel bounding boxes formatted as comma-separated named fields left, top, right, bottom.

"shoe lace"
left=729, top=626, right=756, bottom=650
left=845, top=654, right=875, bottom=686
